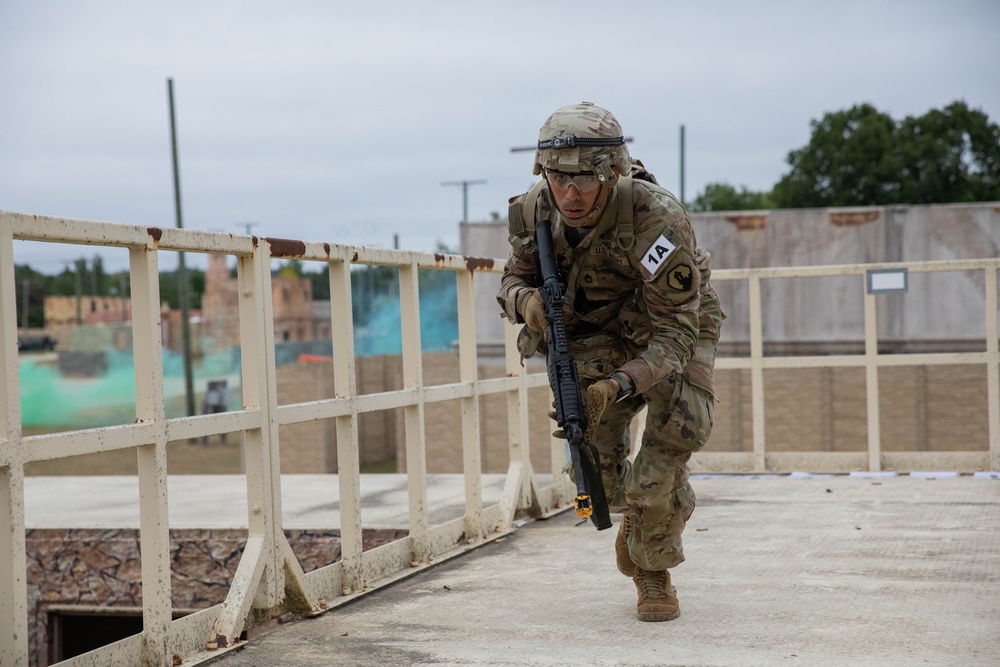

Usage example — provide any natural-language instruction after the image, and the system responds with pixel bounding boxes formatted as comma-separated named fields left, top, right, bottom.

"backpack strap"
left=508, top=180, right=546, bottom=253
left=615, top=175, right=635, bottom=252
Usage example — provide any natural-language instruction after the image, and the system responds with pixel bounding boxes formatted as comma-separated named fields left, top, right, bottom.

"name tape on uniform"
left=639, top=234, right=676, bottom=277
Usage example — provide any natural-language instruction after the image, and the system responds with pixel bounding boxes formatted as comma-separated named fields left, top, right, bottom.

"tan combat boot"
left=633, top=568, right=680, bottom=621
left=615, top=515, right=637, bottom=577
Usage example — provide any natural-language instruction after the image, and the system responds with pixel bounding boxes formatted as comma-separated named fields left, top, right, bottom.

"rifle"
left=534, top=219, right=612, bottom=531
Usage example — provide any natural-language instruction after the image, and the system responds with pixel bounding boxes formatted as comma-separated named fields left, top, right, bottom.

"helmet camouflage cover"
left=533, top=101, right=631, bottom=178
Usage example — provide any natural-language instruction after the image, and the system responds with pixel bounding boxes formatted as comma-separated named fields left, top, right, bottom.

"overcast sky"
left=2, top=0, right=998, bottom=274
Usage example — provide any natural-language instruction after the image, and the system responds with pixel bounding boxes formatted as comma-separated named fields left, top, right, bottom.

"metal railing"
left=1, top=213, right=998, bottom=665
left=694, top=261, right=999, bottom=474
left=1, top=214, right=561, bottom=666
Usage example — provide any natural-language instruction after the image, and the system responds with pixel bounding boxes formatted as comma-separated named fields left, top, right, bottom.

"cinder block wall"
left=274, top=353, right=557, bottom=475
left=275, top=356, right=401, bottom=473
left=707, top=366, right=988, bottom=455
left=275, top=352, right=990, bottom=476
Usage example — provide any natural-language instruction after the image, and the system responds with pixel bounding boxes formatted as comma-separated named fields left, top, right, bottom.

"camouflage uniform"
left=497, top=105, right=724, bottom=573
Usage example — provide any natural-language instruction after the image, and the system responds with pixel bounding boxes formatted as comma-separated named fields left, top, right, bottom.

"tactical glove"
left=550, top=380, right=618, bottom=442
left=583, top=380, right=618, bottom=442
left=520, top=289, right=547, bottom=334
left=549, top=408, right=564, bottom=440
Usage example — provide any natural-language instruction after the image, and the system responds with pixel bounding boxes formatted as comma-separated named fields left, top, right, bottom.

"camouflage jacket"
left=497, top=175, right=723, bottom=396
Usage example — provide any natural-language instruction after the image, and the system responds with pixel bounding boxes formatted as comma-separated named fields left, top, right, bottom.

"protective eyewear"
left=544, top=169, right=603, bottom=193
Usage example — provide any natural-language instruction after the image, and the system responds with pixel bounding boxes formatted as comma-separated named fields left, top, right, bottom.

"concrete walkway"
left=205, top=475, right=1000, bottom=667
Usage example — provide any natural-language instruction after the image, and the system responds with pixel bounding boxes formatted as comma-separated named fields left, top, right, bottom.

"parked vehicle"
left=17, top=336, right=57, bottom=352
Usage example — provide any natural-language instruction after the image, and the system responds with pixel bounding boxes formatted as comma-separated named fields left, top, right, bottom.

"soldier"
left=497, top=102, right=724, bottom=621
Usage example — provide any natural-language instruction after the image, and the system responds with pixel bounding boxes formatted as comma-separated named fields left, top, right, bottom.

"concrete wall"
left=452, top=201, right=998, bottom=471
left=461, top=201, right=1000, bottom=351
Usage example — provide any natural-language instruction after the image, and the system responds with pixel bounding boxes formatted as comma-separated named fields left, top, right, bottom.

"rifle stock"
left=535, top=219, right=612, bottom=531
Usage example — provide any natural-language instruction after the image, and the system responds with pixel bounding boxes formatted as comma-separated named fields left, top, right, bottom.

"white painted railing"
left=698, top=261, right=1000, bottom=474
left=1, top=214, right=563, bottom=667
left=1, top=213, right=997, bottom=666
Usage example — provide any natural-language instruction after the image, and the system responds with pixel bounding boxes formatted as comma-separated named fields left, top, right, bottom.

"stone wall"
left=26, top=527, right=406, bottom=667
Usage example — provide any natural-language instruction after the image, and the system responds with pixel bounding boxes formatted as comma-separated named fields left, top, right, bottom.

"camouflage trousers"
left=572, top=337, right=715, bottom=572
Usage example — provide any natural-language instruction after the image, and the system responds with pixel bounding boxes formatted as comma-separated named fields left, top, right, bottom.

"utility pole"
left=679, top=124, right=686, bottom=207
left=120, top=274, right=128, bottom=322
left=21, top=277, right=29, bottom=330
left=236, top=222, right=260, bottom=236
left=168, top=77, right=196, bottom=418
left=75, top=258, right=85, bottom=325
left=441, top=179, right=486, bottom=222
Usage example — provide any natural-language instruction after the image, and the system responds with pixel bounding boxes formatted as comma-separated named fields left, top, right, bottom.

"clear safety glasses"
left=544, top=168, right=603, bottom=193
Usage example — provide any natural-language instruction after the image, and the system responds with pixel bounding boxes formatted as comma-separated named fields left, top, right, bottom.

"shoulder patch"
left=667, top=263, right=693, bottom=291
left=649, top=247, right=700, bottom=302
left=638, top=234, right=676, bottom=277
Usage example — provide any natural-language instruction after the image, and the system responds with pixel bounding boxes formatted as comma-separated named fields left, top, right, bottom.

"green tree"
left=305, top=264, right=330, bottom=301
left=13, top=265, right=48, bottom=328
left=896, top=101, right=1000, bottom=203
left=772, top=101, right=1000, bottom=208
left=689, top=182, right=773, bottom=212
left=275, top=259, right=305, bottom=278
left=91, top=253, right=106, bottom=295
left=772, top=103, right=901, bottom=208
left=50, top=265, right=78, bottom=296
left=159, top=268, right=204, bottom=310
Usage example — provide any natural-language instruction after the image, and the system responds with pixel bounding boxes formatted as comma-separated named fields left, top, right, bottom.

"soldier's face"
left=547, top=174, right=601, bottom=223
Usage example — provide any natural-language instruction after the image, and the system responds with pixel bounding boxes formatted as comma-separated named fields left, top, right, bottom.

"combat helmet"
left=533, top=102, right=631, bottom=180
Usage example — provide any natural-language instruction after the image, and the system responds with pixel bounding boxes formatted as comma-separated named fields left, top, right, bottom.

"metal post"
left=167, top=77, right=196, bottom=417
left=120, top=274, right=127, bottom=321
left=863, top=290, right=882, bottom=471
left=75, top=258, right=84, bottom=324
left=679, top=124, right=686, bottom=207
left=984, top=266, right=999, bottom=471
left=441, top=179, right=487, bottom=222
left=0, top=217, right=29, bottom=664
left=748, top=274, right=766, bottom=471
left=20, top=277, right=28, bottom=330
left=399, top=259, right=430, bottom=563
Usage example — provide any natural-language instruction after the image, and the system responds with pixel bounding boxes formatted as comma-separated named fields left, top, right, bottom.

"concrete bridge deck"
left=202, top=474, right=1000, bottom=667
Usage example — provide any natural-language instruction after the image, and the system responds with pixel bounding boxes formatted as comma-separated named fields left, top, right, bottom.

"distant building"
left=41, top=255, right=329, bottom=356
left=200, top=254, right=241, bottom=350
left=43, top=295, right=133, bottom=352
left=43, top=295, right=131, bottom=330
left=201, top=254, right=326, bottom=349
left=271, top=272, right=313, bottom=343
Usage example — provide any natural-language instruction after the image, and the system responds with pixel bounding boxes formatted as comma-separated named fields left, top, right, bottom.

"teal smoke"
left=354, top=275, right=459, bottom=356
left=19, top=276, right=459, bottom=428
left=20, top=346, right=241, bottom=429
